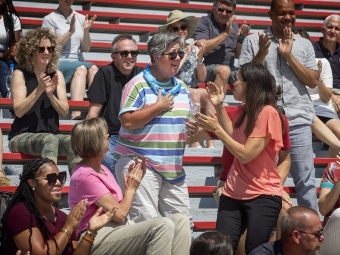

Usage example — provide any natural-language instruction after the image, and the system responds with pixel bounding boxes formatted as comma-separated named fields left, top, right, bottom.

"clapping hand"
left=84, top=14, right=97, bottom=31
left=124, top=157, right=147, bottom=191
left=278, top=27, right=293, bottom=58
left=45, top=73, right=59, bottom=96
left=206, top=81, right=225, bottom=106
left=237, top=21, right=249, bottom=38
left=258, top=32, right=271, bottom=56
left=195, top=111, right=221, bottom=133
left=69, top=14, right=76, bottom=34
left=88, top=207, right=118, bottom=233
left=196, top=40, right=206, bottom=60
left=225, top=15, right=236, bottom=36
left=63, top=199, right=88, bottom=233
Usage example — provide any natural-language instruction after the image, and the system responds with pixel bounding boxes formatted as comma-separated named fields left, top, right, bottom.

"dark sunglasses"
left=217, top=7, right=234, bottom=14
left=162, top=50, right=185, bottom=60
left=37, top=46, right=55, bottom=54
left=35, top=171, right=67, bottom=186
left=171, top=24, right=188, bottom=33
left=297, top=227, right=324, bottom=239
left=113, top=50, right=139, bottom=58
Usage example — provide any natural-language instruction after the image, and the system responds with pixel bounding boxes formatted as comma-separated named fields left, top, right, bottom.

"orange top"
left=223, top=105, right=283, bottom=200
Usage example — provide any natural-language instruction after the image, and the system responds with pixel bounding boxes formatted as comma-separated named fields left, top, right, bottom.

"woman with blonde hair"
left=69, top=117, right=191, bottom=255
left=8, top=27, right=80, bottom=175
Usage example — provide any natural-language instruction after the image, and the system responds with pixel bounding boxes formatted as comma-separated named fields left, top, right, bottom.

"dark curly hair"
left=0, top=158, right=59, bottom=255
left=15, top=28, right=60, bottom=73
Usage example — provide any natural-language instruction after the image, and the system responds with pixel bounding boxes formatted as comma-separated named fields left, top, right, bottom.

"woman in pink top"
left=68, top=118, right=191, bottom=255
left=195, top=62, right=284, bottom=254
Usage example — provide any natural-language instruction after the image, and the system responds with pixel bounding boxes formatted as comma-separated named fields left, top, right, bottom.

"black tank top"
left=8, top=70, right=60, bottom=140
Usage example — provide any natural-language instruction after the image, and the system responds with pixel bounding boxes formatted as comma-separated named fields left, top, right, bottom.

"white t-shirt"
left=0, top=14, right=21, bottom=53
left=42, top=10, right=85, bottom=61
left=306, top=58, right=335, bottom=113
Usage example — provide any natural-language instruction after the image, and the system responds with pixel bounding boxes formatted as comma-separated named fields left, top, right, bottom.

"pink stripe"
left=125, top=133, right=186, bottom=140
left=148, top=162, right=183, bottom=172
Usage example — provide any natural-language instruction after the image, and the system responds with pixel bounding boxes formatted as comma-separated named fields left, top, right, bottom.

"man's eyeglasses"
left=162, top=51, right=185, bottom=60
left=35, top=171, right=67, bottom=186
left=171, top=24, right=188, bottom=33
left=113, top=50, right=139, bottom=58
left=217, top=7, right=234, bottom=14
left=297, top=227, right=324, bottom=239
left=37, top=47, right=55, bottom=54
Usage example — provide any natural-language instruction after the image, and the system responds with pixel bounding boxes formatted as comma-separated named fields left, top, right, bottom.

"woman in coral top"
left=195, top=62, right=284, bottom=254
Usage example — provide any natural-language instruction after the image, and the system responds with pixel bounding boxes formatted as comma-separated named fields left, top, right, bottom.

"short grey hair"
left=213, top=0, right=237, bottom=9
left=323, top=14, right=340, bottom=28
left=147, top=32, right=185, bottom=63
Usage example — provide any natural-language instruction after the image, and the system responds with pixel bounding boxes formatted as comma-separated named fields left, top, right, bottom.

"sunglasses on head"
left=35, top=171, right=67, bottom=186
left=113, top=50, right=139, bottom=58
left=162, top=50, right=185, bottom=60
left=217, top=7, right=233, bottom=14
left=171, top=24, right=188, bottom=33
left=297, top=227, right=324, bottom=239
left=37, top=47, right=54, bottom=54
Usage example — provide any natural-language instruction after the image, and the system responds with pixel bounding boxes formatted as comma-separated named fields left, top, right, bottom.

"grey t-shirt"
left=42, top=10, right=85, bottom=61
left=193, top=13, right=239, bottom=67
left=239, top=27, right=318, bottom=127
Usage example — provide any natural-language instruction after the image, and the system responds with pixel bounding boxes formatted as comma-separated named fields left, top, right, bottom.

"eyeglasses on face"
left=162, top=50, right=185, bottom=60
left=171, top=24, right=188, bottom=33
left=113, top=50, right=139, bottom=58
left=35, top=171, right=67, bottom=186
left=37, top=47, right=55, bottom=54
left=217, top=7, right=233, bottom=14
left=297, top=227, right=324, bottom=239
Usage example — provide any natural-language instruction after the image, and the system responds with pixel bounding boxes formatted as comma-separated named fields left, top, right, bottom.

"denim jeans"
left=289, top=124, right=318, bottom=212
left=101, top=134, right=119, bottom=177
left=0, top=59, right=11, bottom=98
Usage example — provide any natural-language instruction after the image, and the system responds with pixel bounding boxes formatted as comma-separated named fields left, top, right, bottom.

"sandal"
left=0, top=169, right=11, bottom=186
left=71, top=116, right=84, bottom=121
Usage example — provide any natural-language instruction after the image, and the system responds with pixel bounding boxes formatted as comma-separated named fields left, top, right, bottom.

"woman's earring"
left=32, top=187, right=35, bottom=191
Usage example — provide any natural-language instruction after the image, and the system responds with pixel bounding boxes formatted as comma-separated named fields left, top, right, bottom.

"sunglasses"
left=113, top=50, right=139, bottom=58
left=37, top=47, right=55, bottom=54
left=171, top=24, right=188, bottom=33
left=217, top=7, right=234, bottom=14
left=297, top=227, right=324, bottom=239
left=162, top=50, right=185, bottom=60
left=35, top=171, right=67, bottom=186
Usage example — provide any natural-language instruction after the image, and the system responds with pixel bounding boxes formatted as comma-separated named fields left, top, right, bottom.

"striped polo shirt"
left=113, top=72, right=191, bottom=183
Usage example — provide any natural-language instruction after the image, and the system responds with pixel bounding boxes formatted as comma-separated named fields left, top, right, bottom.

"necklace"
left=42, top=208, right=57, bottom=228
left=57, top=7, right=72, bottom=24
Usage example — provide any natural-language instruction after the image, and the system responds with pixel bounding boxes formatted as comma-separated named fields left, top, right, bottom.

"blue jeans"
left=0, top=59, right=10, bottom=98
left=289, top=124, right=318, bottom=212
left=102, top=135, right=119, bottom=177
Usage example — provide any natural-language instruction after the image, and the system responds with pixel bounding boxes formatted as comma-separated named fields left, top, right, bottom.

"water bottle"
left=6, top=63, right=14, bottom=98
left=188, top=102, right=201, bottom=119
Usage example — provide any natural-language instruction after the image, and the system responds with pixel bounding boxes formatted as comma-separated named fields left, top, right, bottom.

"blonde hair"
left=71, top=118, right=109, bottom=158
left=15, top=28, right=60, bottom=73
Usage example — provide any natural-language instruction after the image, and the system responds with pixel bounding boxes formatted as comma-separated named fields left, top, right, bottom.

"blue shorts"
left=58, top=60, right=93, bottom=84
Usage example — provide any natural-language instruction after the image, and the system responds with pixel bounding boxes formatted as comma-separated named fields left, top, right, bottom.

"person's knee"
left=215, top=65, right=231, bottom=81
left=74, top=65, right=87, bottom=77
left=170, top=213, right=191, bottom=229
left=330, top=208, right=340, bottom=219
left=153, top=217, right=175, bottom=236
left=43, top=134, right=59, bottom=146
left=88, top=65, right=98, bottom=75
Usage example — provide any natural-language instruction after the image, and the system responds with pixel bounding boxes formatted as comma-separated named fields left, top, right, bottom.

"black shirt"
left=9, top=70, right=59, bottom=140
left=248, top=240, right=283, bottom=255
left=313, top=38, right=340, bottom=89
left=87, top=63, right=144, bottom=135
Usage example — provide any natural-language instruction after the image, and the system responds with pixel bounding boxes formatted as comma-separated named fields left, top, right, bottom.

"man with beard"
left=87, top=34, right=143, bottom=175
left=238, top=0, right=320, bottom=212
left=248, top=206, right=324, bottom=255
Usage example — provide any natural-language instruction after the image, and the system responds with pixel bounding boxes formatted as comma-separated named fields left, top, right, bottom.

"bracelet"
left=82, top=234, right=94, bottom=244
left=237, top=35, right=246, bottom=44
left=59, top=229, right=71, bottom=243
left=316, top=80, right=323, bottom=86
left=86, top=229, right=97, bottom=238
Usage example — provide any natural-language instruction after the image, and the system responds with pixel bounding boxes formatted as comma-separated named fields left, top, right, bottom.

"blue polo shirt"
left=314, top=38, right=340, bottom=89
left=193, top=13, right=239, bottom=67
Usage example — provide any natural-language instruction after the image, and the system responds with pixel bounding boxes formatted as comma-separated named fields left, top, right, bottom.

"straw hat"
left=158, top=10, right=198, bottom=38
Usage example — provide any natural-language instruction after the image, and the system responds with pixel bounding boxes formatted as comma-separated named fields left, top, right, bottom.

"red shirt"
left=207, top=106, right=291, bottom=181
left=4, top=202, right=77, bottom=255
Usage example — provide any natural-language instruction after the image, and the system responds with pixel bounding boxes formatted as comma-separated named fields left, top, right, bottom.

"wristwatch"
left=197, top=57, right=204, bottom=64
left=86, top=229, right=97, bottom=238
